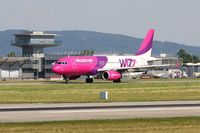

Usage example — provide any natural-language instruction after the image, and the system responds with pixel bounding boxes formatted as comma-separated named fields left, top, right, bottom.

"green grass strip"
left=0, top=79, right=200, bottom=103
left=0, top=117, right=200, bottom=133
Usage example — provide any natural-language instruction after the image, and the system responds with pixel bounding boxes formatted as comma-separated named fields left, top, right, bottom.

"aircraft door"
left=70, top=59, right=76, bottom=73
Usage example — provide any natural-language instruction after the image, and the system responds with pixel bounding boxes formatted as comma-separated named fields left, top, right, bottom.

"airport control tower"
left=12, top=31, right=61, bottom=56
left=11, top=31, right=62, bottom=79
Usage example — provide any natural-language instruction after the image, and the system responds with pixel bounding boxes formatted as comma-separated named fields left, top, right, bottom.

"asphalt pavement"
left=0, top=101, right=200, bottom=122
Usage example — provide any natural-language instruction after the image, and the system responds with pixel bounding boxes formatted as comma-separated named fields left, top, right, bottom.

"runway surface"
left=0, top=101, right=200, bottom=122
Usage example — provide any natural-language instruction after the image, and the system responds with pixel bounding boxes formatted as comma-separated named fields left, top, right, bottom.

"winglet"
left=135, top=29, right=154, bottom=57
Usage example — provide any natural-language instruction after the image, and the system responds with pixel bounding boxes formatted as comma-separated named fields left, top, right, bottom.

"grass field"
left=0, top=79, right=200, bottom=103
left=0, top=117, right=200, bottom=133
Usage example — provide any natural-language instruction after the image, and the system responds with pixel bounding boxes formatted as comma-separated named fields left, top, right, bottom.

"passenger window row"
left=57, top=62, right=67, bottom=65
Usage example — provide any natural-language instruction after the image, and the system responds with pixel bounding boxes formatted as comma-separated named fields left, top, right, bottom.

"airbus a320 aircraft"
left=52, top=29, right=157, bottom=83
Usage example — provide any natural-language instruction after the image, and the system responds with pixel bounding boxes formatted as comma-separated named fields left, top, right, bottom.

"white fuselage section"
left=101, top=55, right=155, bottom=70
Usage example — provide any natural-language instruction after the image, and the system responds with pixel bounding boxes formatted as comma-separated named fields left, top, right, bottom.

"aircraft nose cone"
left=52, top=65, right=61, bottom=74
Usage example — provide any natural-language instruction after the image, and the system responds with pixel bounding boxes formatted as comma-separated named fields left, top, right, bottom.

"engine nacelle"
left=102, top=70, right=122, bottom=81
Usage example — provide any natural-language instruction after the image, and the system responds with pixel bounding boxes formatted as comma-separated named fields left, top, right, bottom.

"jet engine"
left=102, top=70, right=122, bottom=81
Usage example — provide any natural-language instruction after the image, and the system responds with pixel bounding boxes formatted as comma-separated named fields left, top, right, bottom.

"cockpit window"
left=57, top=62, right=67, bottom=65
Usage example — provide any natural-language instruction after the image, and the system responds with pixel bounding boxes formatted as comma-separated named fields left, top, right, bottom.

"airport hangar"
left=0, top=31, right=183, bottom=80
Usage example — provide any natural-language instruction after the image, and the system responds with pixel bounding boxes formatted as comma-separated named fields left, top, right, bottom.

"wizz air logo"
left=119, top=58, right=136, bottom=67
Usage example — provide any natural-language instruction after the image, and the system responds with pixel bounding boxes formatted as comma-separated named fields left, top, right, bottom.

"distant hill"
left=0, top=30, right=200, bottom=57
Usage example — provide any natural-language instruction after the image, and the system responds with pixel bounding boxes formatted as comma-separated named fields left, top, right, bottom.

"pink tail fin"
left=135, top=29, right=154, bottom=56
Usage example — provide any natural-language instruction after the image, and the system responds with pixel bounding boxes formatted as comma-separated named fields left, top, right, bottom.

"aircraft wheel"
left=86, top=78, right=94, bottom=83
left=65, top=80, right=70, bottom=84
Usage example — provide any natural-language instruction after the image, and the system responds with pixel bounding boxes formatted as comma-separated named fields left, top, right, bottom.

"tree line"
left=177, top=49, right=200, bottom=63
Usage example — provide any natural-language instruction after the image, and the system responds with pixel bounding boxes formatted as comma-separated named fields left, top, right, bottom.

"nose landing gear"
left=65, top=79, right=70, bottom=84
left=62, top=75, right=70, bottom=84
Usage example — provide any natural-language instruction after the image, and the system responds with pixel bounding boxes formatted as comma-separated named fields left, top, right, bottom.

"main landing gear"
left=86, top=76, right=94, bottom=83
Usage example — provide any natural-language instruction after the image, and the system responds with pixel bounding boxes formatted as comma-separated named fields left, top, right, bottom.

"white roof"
left=185, top=62, right=200, bottom=66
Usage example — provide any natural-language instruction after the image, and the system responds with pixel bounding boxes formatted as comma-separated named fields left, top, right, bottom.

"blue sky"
left=0, top=0, right=199, bottom=46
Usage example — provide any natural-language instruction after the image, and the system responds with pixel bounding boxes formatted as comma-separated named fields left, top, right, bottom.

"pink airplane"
left=52, top=29, right=156, bottom=83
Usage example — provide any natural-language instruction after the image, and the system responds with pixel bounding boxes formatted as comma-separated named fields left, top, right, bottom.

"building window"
left=45, top=60, right=56, bottom=65
left=22, top=69, right=34, bottom=73
left=25, top=61, right=32, bottom=64
left=45, top=69, right=53, bottom=73
left=32, top=60, right=39, bottom=64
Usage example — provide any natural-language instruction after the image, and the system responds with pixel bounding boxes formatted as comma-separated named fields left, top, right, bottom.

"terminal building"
left=147, top=56, right=184, bottom=78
